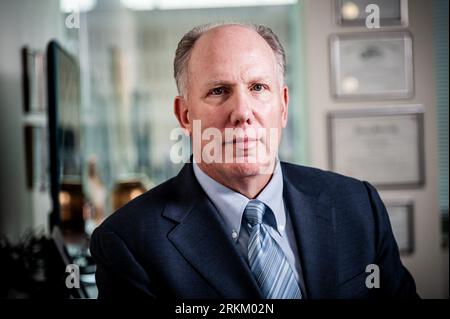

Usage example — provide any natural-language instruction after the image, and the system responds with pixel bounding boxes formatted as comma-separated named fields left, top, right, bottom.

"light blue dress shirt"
left=192, top=159, right=306, bottom=294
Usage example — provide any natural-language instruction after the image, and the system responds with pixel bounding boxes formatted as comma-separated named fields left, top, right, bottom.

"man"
left=90, top=23, right=418, bottom=299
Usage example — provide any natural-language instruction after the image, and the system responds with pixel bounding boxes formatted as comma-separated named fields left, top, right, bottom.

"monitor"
left=46, top=40, right=83, bottom=234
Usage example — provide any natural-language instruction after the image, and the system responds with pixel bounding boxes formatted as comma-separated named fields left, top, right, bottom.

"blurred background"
left=0, top=0, right=447, bottom=298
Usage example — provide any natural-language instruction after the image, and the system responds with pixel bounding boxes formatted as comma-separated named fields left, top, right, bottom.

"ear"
left=174, top=95, right=191, bottom=135
left=281, top=85, right=289, bottom=128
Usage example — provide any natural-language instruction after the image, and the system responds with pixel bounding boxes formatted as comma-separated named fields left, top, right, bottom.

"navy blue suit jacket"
left=90, top=162, right=418, bottom=299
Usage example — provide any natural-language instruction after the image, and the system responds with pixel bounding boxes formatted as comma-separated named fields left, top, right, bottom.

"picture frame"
left=330, top=31, right=414, bottom=100
left=24, top=124, right=48, bottom=192
left=22, top=47, right=46, bottom=113
left=327, top=105, right=425, bottom=189
left=385, top=200, right=414, bottom=255
left=334, top=0, right=409, bottom=27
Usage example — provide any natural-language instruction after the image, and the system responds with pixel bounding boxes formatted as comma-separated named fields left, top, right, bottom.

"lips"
left=227, top=137, right=259, bottom=144
left=224, top=136, right=261, bottom=151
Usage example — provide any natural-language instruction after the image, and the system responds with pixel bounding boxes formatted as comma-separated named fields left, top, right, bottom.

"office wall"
left=302, top=0, right=446, bottom=298
left=0, top=0, right=62, bottom=242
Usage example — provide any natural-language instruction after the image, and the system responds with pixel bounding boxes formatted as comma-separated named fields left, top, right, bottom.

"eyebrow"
left=202, top=80, right=234, bottom=89
left=202, top=77, right=273, bottom=90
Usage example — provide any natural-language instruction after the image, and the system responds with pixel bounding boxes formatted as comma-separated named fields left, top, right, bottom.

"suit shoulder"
left=280, top=161, right=362, bottom=185
left=280, top=161, right=367, bottom=196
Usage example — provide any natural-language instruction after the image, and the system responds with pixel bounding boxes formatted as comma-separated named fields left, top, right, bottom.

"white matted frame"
left=327, top=105, right=425, bottom=189
left=334, top=0, right=409, bottom=27
left=385, top=200, right=414, bottom=255
left=330, top=31, right=414, bottom=100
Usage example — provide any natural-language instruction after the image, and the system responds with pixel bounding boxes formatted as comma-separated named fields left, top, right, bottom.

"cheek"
left=258, top=101, right=285, bottom=128
left=191, top=105, right=227, bottom=128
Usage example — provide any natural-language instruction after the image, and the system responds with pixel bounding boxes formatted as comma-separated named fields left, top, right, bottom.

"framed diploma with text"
left=328, top=105, right=425, bottom=189
left=385, top=201, right=414, bottom=255
left=330, top=31, right=413, bottom=100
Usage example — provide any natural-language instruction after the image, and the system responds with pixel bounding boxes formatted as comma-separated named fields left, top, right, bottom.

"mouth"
left=224, top=136, right=261, bottom=150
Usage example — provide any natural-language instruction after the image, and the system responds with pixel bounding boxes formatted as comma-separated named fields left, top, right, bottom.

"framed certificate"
left=24, top=124, right=48, bottom=192
left=385, top=201, right=414, bottom=255
left=328, top=105, right=425, bottom=189
left=334, top=0, right=409, bottom=27
left=22, top=47, right=46, bottom=113
left=330, top=31, right=413, bottom=99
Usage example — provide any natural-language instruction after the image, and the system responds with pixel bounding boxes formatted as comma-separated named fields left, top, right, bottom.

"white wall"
left=303, top=0, right=446, bottom=298
left=0, top=0, right=62, bottom=242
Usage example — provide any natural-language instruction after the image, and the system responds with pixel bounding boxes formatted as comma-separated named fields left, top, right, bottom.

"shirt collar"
left=192, top=159, right=285, bottom=241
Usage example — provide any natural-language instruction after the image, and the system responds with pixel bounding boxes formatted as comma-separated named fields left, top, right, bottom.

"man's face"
left=175, top=25, right=288, bottom=180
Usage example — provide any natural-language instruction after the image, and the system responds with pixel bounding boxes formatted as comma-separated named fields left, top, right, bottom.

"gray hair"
left=173, top=22, right=286, bottom=97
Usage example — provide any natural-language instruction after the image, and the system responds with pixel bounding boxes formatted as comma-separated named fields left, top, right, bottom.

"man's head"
left=173, top=23, right=289, bottom=187
left=174, top=23, right=287, bottom=98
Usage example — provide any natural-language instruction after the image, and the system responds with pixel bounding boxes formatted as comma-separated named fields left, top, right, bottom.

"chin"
left=221, top=157, right=274, bottom=178
left=227, top=162, right=262, bottom=177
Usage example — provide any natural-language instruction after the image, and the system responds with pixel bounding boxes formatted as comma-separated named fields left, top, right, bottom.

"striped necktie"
left=244, top=199, right=302, bottom=299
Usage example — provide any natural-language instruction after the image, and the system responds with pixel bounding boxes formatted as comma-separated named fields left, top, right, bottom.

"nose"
left=229, top=89, right=253, bottom=127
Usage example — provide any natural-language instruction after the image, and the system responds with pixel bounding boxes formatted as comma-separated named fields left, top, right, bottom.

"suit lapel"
left=282, top=166, right=338, bottom=299
left=163, top=163, right=262, bottom=298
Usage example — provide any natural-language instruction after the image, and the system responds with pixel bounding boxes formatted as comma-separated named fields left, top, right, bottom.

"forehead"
left=188, top=26, right=278, bottom=81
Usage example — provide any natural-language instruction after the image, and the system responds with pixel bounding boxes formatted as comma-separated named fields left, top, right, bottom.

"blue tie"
left=244, top=199, right=302, bottom=299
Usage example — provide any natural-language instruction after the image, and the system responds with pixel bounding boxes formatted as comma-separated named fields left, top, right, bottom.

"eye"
left=251, top=83, right=265, bottom=92
left=209, top=87, right=227, bottom=96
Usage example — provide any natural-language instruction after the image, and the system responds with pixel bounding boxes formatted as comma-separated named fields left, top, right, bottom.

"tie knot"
left=244, top=200, right=266, bottom=226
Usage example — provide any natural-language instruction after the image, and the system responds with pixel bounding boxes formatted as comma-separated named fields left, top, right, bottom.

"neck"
left=197, top=161, right=276, bottom=199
